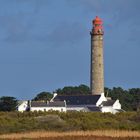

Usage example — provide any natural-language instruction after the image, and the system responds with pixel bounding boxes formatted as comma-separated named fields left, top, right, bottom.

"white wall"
left=17, top=101, right=28, bottom=112
left=113, top=100, right=121, bottom=110
left=30, top=107, right=66, bottom=112
left=96, top=93, right=107, bottom=106
left=101, top=106, right=114, bottom=113
left=101, top=106, right=120, bottom=114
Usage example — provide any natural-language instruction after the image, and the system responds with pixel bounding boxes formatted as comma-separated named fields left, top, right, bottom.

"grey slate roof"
left=53, top=95, right=100, bottom=105
left=101, top=100, right=116, bottom=106
left=115, top=109, right=125, bottom=112
left=31, top=101, right=65, bottom=107
left=87, top=106, right=101, bottom=112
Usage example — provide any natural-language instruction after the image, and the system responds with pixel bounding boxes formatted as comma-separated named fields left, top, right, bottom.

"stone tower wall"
left=91, top=34, right=104, bottom=95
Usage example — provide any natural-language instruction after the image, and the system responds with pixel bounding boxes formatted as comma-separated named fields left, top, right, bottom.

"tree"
left=55, top=84, right=90, bottom=95
left=33, top=92, right=53, bottom=101
left=78, top=84, right=90, bottom=94
left=0, top=96, right=17, bottom=111
left=129, top=88, right=140, bottom=111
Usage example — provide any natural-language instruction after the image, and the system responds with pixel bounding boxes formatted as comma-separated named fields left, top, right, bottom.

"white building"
left=52, top=93, right=123, bottom=113
left=100, top=99, right=122, bottom=114
left=17, top=93, right=123, bottom=113
left=17, top=101, right=28, bottom=112
left=17, top=100, right=66, bottom=112
left=30, top=101, right=66, bottom=112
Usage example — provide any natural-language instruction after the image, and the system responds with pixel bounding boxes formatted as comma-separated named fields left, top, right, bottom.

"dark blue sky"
left=0, top=0, right=139, bottom=99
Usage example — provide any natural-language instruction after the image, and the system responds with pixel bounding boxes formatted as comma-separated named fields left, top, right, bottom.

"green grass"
left=0, top=111, right=140, bottom=134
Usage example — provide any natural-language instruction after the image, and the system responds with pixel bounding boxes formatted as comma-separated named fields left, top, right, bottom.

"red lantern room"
left=92, top=16, right=104, bottom=35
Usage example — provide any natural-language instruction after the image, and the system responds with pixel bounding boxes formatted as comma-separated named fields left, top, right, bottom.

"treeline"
left=0, top=111, right=140, bottom=134
left=0, top=85, right=140, bottom=111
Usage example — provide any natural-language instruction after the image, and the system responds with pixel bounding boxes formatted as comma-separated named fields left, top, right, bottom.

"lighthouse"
left=90, top=16, right=104, bottom=95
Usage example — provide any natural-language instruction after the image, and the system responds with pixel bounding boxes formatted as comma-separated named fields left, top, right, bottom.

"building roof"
left=87, top=106, right=101, bottom=112
left=101, top=100, right=116, bottom=106
left=31, top=101, right=65, bottom=107
left=53, top=95, right=100, bottom=105
left=115, top=109, right=125, bottom=112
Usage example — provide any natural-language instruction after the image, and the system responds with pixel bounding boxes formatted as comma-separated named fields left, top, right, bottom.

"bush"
left=0, top=111, right=140, bottom=134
